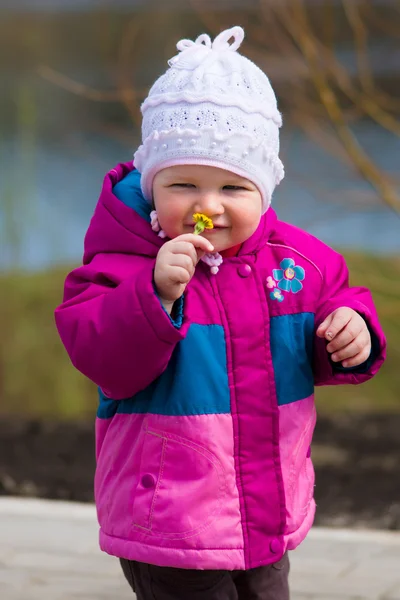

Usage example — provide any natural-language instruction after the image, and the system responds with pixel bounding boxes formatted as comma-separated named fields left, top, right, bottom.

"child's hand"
left=154, top=234, right=214, bottom=313
left=316, top=307, right=371, bottom=368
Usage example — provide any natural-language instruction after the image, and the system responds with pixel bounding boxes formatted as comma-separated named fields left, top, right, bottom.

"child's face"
left=152, top=165, right=263, bottom=252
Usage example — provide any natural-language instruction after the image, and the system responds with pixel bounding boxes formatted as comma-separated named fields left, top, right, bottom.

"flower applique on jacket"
left=268, top=258, right=305, bottom=301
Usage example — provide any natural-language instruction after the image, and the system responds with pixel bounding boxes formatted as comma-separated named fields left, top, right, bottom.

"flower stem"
left=194, top=222, right=205, bottom=235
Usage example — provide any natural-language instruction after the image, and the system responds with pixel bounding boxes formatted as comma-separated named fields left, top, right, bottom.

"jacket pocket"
left=285, top=412, right=315, bottom=534
left=132, top=422, right=226, bottom=540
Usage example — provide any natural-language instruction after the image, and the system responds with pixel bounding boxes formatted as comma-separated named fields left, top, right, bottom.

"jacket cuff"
left=135, top=266, right=187, bottom=344
left=156, top=291, right=184, bottom=329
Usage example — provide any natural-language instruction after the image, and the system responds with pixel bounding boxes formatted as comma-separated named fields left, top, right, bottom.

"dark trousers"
left=120, top=553, right=290, bottom=600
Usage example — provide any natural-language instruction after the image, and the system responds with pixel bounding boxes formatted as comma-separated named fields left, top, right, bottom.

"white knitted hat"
left=133, top=26, right=284, bottom=214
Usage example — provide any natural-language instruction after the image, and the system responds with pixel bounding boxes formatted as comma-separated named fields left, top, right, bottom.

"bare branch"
left=37, top=65, right=145, bottom=103
left=288, top=0, right=400, bottom=215
left=342, top=0, right=375, bottom=93
left=303, top=32, right=400, bottom=138
left=363, top=0, right=400, bottom=38
left=114, top=17, right=142, bottom=129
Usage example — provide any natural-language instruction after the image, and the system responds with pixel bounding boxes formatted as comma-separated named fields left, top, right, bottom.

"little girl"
left=55, top=26, right=386, bottom=600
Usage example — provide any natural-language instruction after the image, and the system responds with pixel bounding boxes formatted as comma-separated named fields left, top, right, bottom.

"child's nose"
left=194, top=193, right=224, bottom=216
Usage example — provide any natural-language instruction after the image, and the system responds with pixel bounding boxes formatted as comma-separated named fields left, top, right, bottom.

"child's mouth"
left=184, top=223, right=227, bottom=230
left=205, top=226, right=228, bottom=232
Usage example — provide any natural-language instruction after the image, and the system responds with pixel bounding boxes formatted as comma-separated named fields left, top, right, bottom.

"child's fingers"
left=169, top=242, right=199, bottom=267
left=166, top=265, right=191, bottom=285
left=316, top=312, right=339, bottom=338
left=168, top=253, right=196, bottom=278
left=316, top=313, right=333, bottom=338
left=341, top=350, right=370, bottom=368
left=338, top=337, right=371, bottom=367
left=172, top=234, right=214, bottom=255
left=326, top=317, right=364, bottom=353
left=316, top=307, right=352, bottom=340
left=330, top=331, right=370, bottom=363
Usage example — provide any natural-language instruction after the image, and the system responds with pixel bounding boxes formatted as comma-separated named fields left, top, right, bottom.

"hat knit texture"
left=134, top=26, right=284, bottom=214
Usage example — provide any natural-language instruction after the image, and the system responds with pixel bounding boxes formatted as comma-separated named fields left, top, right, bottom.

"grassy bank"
left=0, top=253, right=399, bottom=420
left=316, top=253, right=399, bottom=413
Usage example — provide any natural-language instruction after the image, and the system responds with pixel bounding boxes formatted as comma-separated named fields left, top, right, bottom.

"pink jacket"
left=55, top=163, right=386, bottom=570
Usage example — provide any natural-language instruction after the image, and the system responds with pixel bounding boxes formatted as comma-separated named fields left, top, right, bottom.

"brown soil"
left=0, top=414, right=399, bottom=530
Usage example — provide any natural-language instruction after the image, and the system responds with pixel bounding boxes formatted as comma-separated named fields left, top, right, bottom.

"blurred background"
left=0, top=0, right=399, bottom=528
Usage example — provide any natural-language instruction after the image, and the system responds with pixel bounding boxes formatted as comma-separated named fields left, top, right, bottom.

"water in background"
left=1, top=5, right=399, bottom=270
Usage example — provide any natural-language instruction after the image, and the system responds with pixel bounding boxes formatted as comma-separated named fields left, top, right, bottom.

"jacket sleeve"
left=55, top=256, right=187, bottom=399
left=313, top=249, right=386, bottom=386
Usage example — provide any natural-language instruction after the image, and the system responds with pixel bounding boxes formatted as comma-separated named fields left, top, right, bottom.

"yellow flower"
left=193, top=213, right=214, bottom=234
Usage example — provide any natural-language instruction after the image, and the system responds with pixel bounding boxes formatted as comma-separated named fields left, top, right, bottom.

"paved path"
left=1, top=498, right=399, bottom=600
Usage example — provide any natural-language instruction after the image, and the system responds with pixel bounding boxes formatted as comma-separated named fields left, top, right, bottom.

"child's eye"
left=170, top=183, right=195, bottom=188
left=224, top=185, right=247, bottom=191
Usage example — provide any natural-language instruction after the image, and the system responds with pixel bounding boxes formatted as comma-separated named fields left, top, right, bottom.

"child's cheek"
left=158, top=213, right=184, bottom=239
left=235, top=214, right=261, bottom=243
